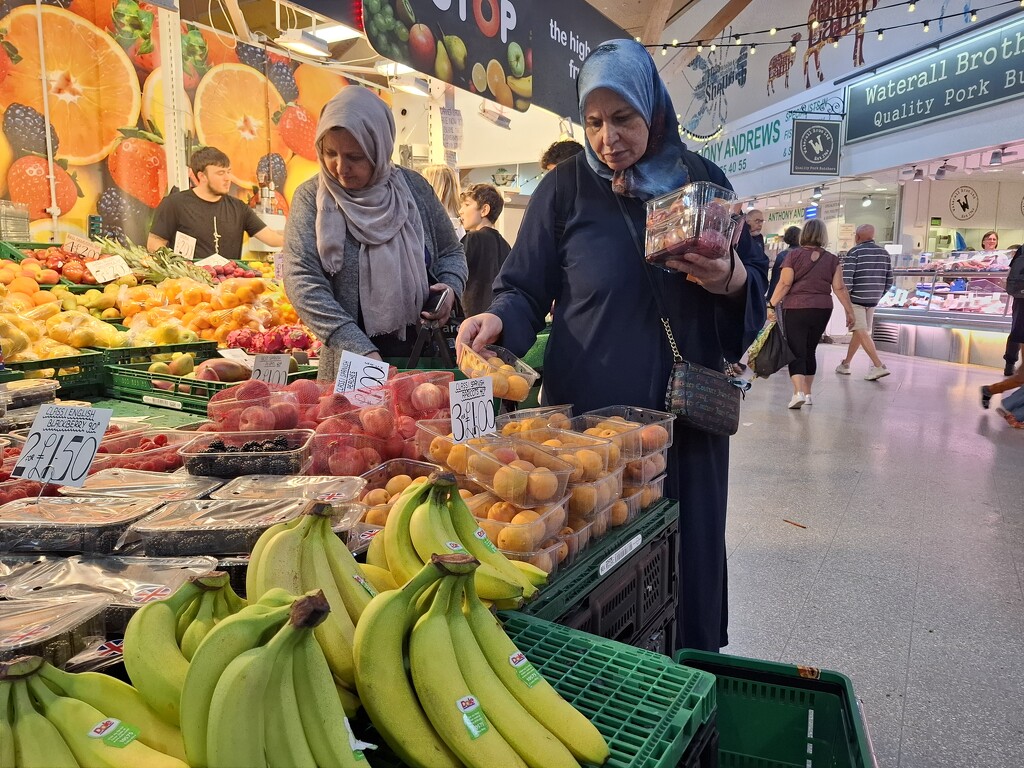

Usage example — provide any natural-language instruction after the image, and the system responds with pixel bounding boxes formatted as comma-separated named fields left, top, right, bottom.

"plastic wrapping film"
left=211, top=474, right=366, bottom=503
left=0, top=380, right=60, bottom=411
left=58, top=468, right=224, bottom=501
left=0, top=594, right=111, bottom=666
left=0, top=497, right=164, bottom=554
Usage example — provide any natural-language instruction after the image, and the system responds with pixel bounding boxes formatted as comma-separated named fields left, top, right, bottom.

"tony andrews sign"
left=847, top=16, right=1024, bottom=142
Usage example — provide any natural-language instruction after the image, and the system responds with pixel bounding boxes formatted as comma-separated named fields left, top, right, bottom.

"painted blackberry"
left=236, top=42, right=267, bottom=72
left=256, top=153, right=287, bottom=190
left=268, top=60, right=298, bottom=102
left=97, top=187, right=148, bottom=227
left=3, top=103, right=59, bottom=156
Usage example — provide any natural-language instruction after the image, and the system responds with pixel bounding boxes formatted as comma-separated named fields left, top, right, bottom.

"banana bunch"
left=377, top=472, right=547, bottom=606
left=180, top=590, right=370, bottom=768
left=245, top=504, right=378, bottom=699
left=0, top=655, right=188, bottom=768
left=354, top=554, right=609, bottom=768
left=123, top=572, right=244, bottom=726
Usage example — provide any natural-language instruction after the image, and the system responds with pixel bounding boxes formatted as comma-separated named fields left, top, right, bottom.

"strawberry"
left=108, top=126, right=166, bottom=208
left=274, top=104, right=317, bottom=161
left=7, top=156, right=82, bottom=220
left=113, top=0, right=157, bottom=72
left=0, top=29, right=22, bottom=86
left=180, top=24, right=210, bottom=90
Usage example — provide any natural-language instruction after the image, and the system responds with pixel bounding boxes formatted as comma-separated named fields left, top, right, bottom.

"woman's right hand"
left=456, top=313, right=503, bottom=360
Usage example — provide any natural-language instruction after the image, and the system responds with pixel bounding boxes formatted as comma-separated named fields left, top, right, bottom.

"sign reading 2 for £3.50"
left=361, top=0, right=624, bottom=117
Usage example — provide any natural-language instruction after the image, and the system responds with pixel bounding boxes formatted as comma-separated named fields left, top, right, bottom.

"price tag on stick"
left=449, top=378, right=495, bottom=443
left=335, top=350, right=389, bottom=406
left=85, top=255, right=132, bottom=284
left=11, top=404, right=112, bottom=488
left=63, top=233, right=101, bottom=260
left=251, top=354, right=291, bottom=386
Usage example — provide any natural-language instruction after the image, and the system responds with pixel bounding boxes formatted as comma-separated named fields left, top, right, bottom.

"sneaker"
left=804, top=394, right=813, bottom=406
left=835, top=362, right=851, bottom=375
left=1005, top=364, right=1016, bottom=377
left=981, top=386, right=992, bottom=409
left=788, top=393, right=805, bottom=409
left=864, top=366, right=890, bottom=381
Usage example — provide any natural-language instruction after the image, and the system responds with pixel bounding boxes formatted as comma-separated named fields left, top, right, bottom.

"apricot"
left=568, top=515, right=590, bottom=532
left=487, top=501, right=519, bottom=523
left=493, top=464, right=528, bottom=501
left=648, top=451, right=667, bottom=476
left=559, top=453, right=584, bottom=482
left=385, top=474, right=413, bottom=496
left=477, top=518, right=503, bottom=544
left=543, top=504, right=567, bottom=535
left=527, top=550, right=555, bottom=574
left=447, top=444, right=470, bottom=474
left=489, top=357, right=505, bottom=370
left=500, top=422, right=521, bottom=436
left=489, top=373, right=509, bottom=398
left=508, top=459, right=535, bottom=472
left=504, top=375, right=530, bottom=401
left=468, top=451, right=499, bottom=479
left=609, top=500, right=629, bottom=527
left=596, top=478, right=615, bottom=509
left=526, top=467, right=559, bottom=502
left=541, top=439, right=563, bottom=448
left=410, top=475, right=429, bottom=485
left=497, top=524, right=535, bottom=553
left=549, top=412, right=570, bottom=429
left=591, top=511, right=609, bottom=537
left=428, top=436, right=452, bottom=463
left=365, top=506, right=390, bottom=526
left=577, top=449, right=604, bottom=481
left=640, top=424, right=670, bottom=452
left=458, top=488, right=474, bottom=499
left=606, top=442, right=621, bottom=467
left=569, top=485, right=598, bottom=517
left=363, top=488, right=391, bottom=506
left=491, top=446, right=519, bottom=464
left=550, top=538, right=569, bottom=564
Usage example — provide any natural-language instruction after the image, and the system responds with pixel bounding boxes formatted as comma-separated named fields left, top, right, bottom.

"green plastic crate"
left=521, top=500, right=679, bottom=622
left=0, top=369, right=25, bottom=384
left=675, top=651, right=876, bottom=768
left=91, top=339, right=219, bottom=367
left=0, top=241, right=85, bottom=288
left=3, top=350, right=104, bottom=397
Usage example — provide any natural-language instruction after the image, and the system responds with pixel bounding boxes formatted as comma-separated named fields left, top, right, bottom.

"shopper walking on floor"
left=767, top=219, right=855, bottom=409
left=457, top=39, right=768, bottom=652
left=836, top=224, right=893, bottom=380
left=1002, top=243, right=1024, bottom=376
left=766, top=225, right=800, bottom=301
left=458, top=183, right=512, bottom=316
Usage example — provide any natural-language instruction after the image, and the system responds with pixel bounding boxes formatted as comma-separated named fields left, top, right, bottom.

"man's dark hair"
left=783, top=226, right=801, bottom=248
left=463, top=184, right=504, bottom=223
left=541, top=140, right=584, bottom=170
left=189, top=146, right=231, bottom=177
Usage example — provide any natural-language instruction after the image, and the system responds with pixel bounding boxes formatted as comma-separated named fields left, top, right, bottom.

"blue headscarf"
left=578, top=39, right=688, bottom=201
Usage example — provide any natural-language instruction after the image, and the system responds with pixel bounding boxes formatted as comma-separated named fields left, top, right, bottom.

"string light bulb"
left=811, top=19, right=819, bottom=29
left=790, top=42, right=797, bottom=53
left=750, top=44, right=756, bottom=55
left=860, top=13, right=867, bottom=25
left=661, top=45, right=667, bottom=55
left=833, top=38, right=839, bottom=48
left=908, top=2, right=916, bottom=11
left=696, top=42, right=703, bottom=52
left=672, top=39, right=678, bottom=45
left=923, top=19, right=930, bottom=32
left=709, top=43, right=716, bottom=51
left=734, top=34, right=741, bottom=44
left=769, top=27, right=777, bottom=35
left=635, top=36, right=642, bottom=42
left=877, top=29, right=884, bottom=41
left=970, top=9, right=977, bottom=21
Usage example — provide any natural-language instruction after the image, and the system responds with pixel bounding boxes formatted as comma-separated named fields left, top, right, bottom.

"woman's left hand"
left=421, top=283, right=456, bottom=325
left=664, top=249, right=747, bottom=295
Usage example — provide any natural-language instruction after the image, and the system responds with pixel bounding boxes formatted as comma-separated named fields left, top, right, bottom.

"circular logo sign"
left=799, top=126, right=835, bottom=165
left=949, top=186, right=979, bottom=221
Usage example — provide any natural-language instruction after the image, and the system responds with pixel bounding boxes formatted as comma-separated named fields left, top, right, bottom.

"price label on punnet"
left=12, top=404, right=113, bottom=487
left=449, top=378, right=495, bottom=443
left=251, top=354, right=291, bottom=386
left=335, top=350, right=389, bottom=406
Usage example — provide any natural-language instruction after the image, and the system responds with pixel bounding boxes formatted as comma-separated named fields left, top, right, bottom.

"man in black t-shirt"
left=148, top=147, right=283, bottom=261
left=458, top=183, right=511, bottom=316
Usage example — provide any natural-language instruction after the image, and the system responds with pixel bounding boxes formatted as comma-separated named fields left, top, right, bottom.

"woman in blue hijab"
left=458, top=40, right=767, bottom=652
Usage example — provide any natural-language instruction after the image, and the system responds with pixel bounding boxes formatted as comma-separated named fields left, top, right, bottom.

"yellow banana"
left=361, top=563, right=399, bottom=592
left=509, top=559, right=549, bottom=587
left=353, top=557, right=460, bottom=768
left=37, top=662, right=186, bottom=762
left=255, top=513, right=315, bottom=599
left=0, top=681, right=15, bottom=768
left=365, top=526, right=389, bottom=569
left=463, top=578, right=610, bottom=765
left=264, top=630, right=317, bottom=768
left=382, top=478, right=433, bottom=585
left=245, top=516, right=301, bottom=599
left=27, top=675, right=188, bottom=768
left=336, top=682, right=361, bottom=718
left=507, top=75, right=533, bottom=98
left=294, top=633, right=365, bottom=767
left=124, top=579, right=203, bottom=725
left=180, top=602, right=293, bottom=768
left=317, top=510, right=377, bottom=622
left=410, top=573, right=528, bottom=768
left=10, top=679, right=78, bottom=768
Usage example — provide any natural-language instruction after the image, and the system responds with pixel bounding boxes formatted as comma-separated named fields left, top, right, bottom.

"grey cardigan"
left=282, top=168, right=468, bottom=379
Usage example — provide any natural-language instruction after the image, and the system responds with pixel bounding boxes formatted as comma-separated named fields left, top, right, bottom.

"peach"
left=385, top=474, right=413, bottom=496
left=360, top=447, right=383, bottom=469
left=37, top=269, right=60, bottom=285
left=640, top=424, right=670, bottom=452
left=363, top=488, right=391, bottom=506
left=234, top=379, right=272, bottom=401
left=287, top=378, right=322, bottom=404
left=447, top=444, right=469, bottom=474
left=316, top=415, right=360, bottom=435
left=410, top=382, right=445, bottom=412
left=526, top=468, right=559, bottom=502
left=492, top=465, right=527, bottom=501
left=297, top=420, right=319, bottom=431
left=270, top=401, right=300, bottom=430
left=396, top=415, right=418, bottom=439
left=359, top=406, right=395, bottom=439
left=487, top=501, right=519, bottom=523
left=238, top=405, right=276, bottom=431
left=504, top=375, right=530, bottom=401
left=428, top=436, right=453, bottom=464
left=328, top=446, right=366, bottom=476
left=609, top=500, right=629, bottom=527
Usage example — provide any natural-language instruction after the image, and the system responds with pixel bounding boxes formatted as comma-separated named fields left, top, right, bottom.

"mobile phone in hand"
left=422, top=287, right=450, bottom=315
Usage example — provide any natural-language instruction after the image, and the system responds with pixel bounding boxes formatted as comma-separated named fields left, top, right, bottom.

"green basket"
left=674, top=651, right=876, bottom=768
left=3, top=350, right=104, bottom=398
left=0, top=369, right=25, bottom=384
left=521, top=500, right=679, bottom=622
left=0, top=241, right=86, bottom=288
left=91, top=340, right=219, bottom=367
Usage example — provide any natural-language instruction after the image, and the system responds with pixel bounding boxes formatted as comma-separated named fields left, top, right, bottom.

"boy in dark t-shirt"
left=148, top=147, right=282, bottom=261
left=458, top=183, right=511, bottom=316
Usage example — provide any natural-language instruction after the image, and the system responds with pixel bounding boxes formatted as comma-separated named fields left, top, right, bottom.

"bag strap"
left=613, top=194, right=684, bottom=364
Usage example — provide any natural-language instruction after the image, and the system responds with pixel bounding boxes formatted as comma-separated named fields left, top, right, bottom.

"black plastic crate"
left=633, top=602, right=678, bottom=656
left=556, top=519, right=678, bottom=646
left=678, top=714, right=719, bottom=768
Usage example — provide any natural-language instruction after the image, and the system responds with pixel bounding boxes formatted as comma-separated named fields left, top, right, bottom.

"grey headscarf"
left=315, top=87, right=428, bottom=339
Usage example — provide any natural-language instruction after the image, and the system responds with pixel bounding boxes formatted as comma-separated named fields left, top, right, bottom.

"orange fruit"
left=193, top=64, right=290, bottom=187
left=200, top=28, right=240, bottom=67
left=0, top=7, right=141, bottom=165
left=293, top=64, right=350, bottom=115
left=143, top=66, right=195, bottom=137
left=10, top=277, right=39, bottom=295
left=485, top=59, right=505, bottom=95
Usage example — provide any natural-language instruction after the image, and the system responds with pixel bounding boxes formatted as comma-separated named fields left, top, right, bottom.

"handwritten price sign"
left=449, top=378, right=495, bottom=443
left=335, top=351, right=388, bottom=406
left=63, top=233, right=101, bottom=260
left=12, top=404, right=112, bottom=487
left=85, top=255, right=131, bottom=284
left=251, top=354, right=290, bottom=386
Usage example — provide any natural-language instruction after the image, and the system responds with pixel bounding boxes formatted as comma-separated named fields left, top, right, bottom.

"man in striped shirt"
left=836, top=225, right=894, bottom=380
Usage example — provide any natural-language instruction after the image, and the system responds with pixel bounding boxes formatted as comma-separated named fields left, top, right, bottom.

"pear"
left=148, top=361, right=172, bottom=375
left=444, top=35, right=467, bottom=71
left=435, top=40, right=453, bottom=83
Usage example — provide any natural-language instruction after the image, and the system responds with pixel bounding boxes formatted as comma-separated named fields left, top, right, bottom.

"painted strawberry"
left=113, top=0, right=157, bottom=72
left=0, top=29, right=21, bottom=86
left=274, top=104, right=317, bottom=161
left=7, top=156, right=82, bottom=220
left=108, top=126, right=166, bottom=208
left=180, top=24, right=210, bottom=90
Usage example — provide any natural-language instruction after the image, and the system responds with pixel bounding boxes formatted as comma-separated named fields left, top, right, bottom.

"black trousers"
left=784, top=307, right=832, bottom=376
left=1004, top=298, right=1024, bottom=366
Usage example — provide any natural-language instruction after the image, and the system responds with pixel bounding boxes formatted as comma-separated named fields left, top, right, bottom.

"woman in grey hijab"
left=283, top=87, right=467, bottom=380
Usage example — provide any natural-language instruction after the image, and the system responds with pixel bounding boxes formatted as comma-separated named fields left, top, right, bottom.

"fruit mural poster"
left=362, top=0, right=624, bottom=116
left=0, top=0, right=353, bottom=246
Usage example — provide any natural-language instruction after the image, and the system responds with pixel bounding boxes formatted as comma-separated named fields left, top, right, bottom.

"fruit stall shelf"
left=90, top=339, right=219, bottom=367
left=0, top=369, right=25, bottom=384
left=366, top=611, right=717, bottom=768
left=0, top=241, right=81, bottom=287
left=519, top=499, right=679, bottom=623
left=105, top=362, right=319, bottom=413
left=3, top=350, right=105, bottom=399
left=675, top=650, right=877, bottom=768
left=89, top=398, right=211, bottom=429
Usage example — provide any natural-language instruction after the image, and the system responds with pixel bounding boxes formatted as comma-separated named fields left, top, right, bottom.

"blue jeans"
left=1001, top=387, right=1024, bottom=419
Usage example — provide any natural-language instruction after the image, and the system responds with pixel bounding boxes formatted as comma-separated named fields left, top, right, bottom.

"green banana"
left=447, top=577, right=577, bottom=768
left=180, top=602, right=293, bottom=768
left=10, top=679, right=78, bottom=768
left=336, top=681, right=361, bottom=718
left=293, top=633, right=364, bottom=767
left=222, top=583, right=247, bottom=613
left=26, top=675, right=188, bottom=768
left=255, top=513, right=315, bottom=598
left=256, top=587, right=297, bottom=608
left=447, top=483, right=539, bottom=598
left=245, top=517, right=300, bottom=599
left=317, top=511, right=377, bottom=622
left=409, top=574, right=527, bottom=768
left=382, top=478, right=433, bottom=584
left=353, top=557, right=460, bottom=768
left=365, top=525, right=389, bottom=569
left=207, top=596, right=328, bottom=768
left=175, top=595, right=201, bottom=645
left=37, top=663, right=186, bottom=761
left=0, top=682, right=17, bottom=768
left=179, top=590, right=218, bottom=661
left=264, top=633, right=317, bottom=768
left=463, top=577, right=610, bottom=765
left=124, top=579, right=203, bottom=725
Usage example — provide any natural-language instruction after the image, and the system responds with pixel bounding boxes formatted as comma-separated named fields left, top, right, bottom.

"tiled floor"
left=726, top=343, right=1024, bottom=768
